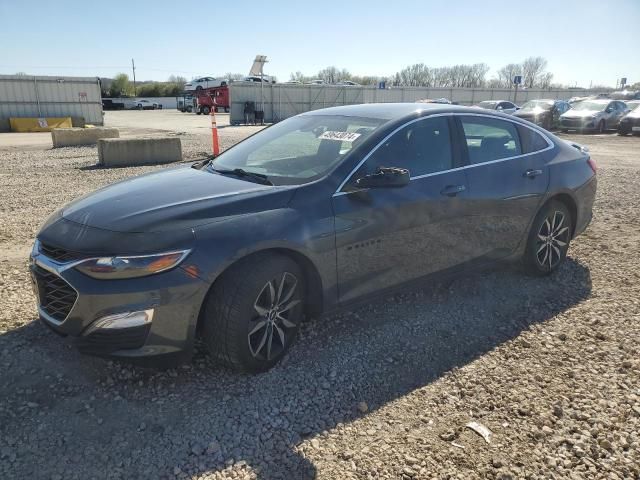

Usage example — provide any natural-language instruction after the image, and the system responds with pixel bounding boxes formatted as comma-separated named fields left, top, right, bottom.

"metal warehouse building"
left=0, top=75, right=103, bottom=131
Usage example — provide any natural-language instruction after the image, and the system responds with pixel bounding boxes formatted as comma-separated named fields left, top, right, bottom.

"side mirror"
left=355, top=167, right=410, bottom=189
left=605, top=107, right=613, bottom=113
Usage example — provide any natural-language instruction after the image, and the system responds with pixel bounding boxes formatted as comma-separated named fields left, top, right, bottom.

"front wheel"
left=597, top=120, right=605, bottom=134
left=201, top=254, right=305, bottom=372
left=202, top=106, right=211, bottom=115
left=523, top=201, right=572, bottom=276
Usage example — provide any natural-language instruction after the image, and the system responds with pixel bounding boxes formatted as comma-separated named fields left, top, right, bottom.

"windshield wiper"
left=211, top=167, right=273, bottom=185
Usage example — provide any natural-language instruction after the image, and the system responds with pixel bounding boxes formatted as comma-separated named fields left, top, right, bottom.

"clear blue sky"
left=1, top=0, right=638, bottom=87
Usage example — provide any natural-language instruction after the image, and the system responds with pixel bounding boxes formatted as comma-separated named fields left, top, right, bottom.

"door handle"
left=523, top=169, right=543, bottom=178
left=440, top=184, right=466, bottom=197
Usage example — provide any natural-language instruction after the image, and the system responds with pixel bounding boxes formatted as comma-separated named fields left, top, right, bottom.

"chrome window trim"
left=332, top=112, right=554, bottom=197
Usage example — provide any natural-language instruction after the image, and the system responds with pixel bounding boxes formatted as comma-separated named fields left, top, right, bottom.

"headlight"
left=75, top=250, right=191, bottom=280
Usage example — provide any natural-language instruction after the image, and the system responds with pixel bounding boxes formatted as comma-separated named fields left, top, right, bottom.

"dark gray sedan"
left=30, top=104, right=597, bottom=372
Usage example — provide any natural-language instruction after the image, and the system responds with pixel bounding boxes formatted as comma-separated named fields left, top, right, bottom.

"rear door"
left=456, top=115, right=551, bottom=259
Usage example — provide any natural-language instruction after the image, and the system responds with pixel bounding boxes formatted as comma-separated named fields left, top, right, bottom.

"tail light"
left=587, top=157, right=597, bottom=174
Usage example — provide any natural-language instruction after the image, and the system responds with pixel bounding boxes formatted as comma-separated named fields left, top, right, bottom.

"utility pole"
left=131, top=58, right=136, bottom=96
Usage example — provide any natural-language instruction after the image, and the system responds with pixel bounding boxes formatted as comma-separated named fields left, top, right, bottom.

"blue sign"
left=378, top=81, right=386, bottom=89
left=513, top=75, right=522, bottom=85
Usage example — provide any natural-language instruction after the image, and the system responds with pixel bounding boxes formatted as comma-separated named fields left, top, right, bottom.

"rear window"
left=517, top=125, right=549, bottom=153
left=460, top=116, right=522, bottom=164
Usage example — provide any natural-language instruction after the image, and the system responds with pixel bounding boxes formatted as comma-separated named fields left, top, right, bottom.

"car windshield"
left=210, top=115, right=386, bottom=185
left=520, top=100, right=553, bottom=111
left=571, top=101, right=606, bottom=111
left=477, top=101, right=498, bottom=109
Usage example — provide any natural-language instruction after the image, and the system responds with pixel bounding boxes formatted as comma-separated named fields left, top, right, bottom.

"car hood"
left=623, top=110, right=640, bottom=119
left=562, top=110, right=601, bottom=118
left=61, top=165, right=295, bottom=233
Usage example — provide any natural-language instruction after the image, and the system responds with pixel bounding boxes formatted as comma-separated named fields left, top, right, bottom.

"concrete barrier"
left=98, top=137, right=182, bottom=167
left=52, top=127, right=119, bottom=147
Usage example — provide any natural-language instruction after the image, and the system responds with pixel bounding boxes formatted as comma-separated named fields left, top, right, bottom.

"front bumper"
left=560, top=117, right=598, bottom=131
left=30, top=250, right=209, bottom=363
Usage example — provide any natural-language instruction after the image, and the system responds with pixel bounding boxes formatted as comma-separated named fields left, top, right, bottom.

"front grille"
left=33, top=266, right=77, bottom=322
left=39, top=242, right=82, bottom=263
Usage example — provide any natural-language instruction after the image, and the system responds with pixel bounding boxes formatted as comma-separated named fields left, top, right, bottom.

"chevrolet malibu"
left=30, top=104, right=597, bottom=372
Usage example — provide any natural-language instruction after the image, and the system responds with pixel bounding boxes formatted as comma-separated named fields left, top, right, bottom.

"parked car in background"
left=242, top=76, right=276, bottom=84
left=475, top=100, right=519, bottom=114
left=417, top=98, right=452, bottom=104
left=336, top=80, right=361, bottom=86
left=610, top=90, right=640, bottom=100
left=305, top=79, right=325, bottom=85
left=559, top=99, right=629, bottom=133
left=131, top=99, right=159, bottom=110
left=184, top=77, right=228, bottom=91
left=513, top=99, right=570, bottom=130
left=617, top=100, right=640, bottom=135
left=30, top=103, right=596, bottom=372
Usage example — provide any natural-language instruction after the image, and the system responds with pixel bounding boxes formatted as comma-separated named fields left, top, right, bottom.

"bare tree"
left=521, top=56, right=548, bottom=88
left=316, top=66, right=352, bottom=84
left=224, top=72, right=245, bottom=81
left=497, top=63, right=522, bottom=88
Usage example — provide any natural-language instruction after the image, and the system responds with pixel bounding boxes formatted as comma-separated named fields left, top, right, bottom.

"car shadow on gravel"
left=0, top=258, right=591, bottom=479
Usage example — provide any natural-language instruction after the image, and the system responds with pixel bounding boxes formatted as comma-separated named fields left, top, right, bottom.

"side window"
left=355, top=116, right=453, bottom=179
left=517, top=125, right=549, bottom=153
left=460, top=116, right=522, bottom=164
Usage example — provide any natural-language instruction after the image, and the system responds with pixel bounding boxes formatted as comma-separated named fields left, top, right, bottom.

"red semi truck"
left=195, top=86, right=230, bottom=114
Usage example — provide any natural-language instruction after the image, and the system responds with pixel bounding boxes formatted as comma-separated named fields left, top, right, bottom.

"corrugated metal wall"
left=0, top=75, right=103, bottom=127
left=230, top=83, right=604, bottom=124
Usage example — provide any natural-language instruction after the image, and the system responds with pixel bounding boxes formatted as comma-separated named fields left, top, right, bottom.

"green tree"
left=109, top=73, right=131, bottom=97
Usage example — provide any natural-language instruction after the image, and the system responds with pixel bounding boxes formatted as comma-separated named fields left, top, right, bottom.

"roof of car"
left=301, top=103, right=474, bottom=120
left=578, top=99, right=611, bottom=104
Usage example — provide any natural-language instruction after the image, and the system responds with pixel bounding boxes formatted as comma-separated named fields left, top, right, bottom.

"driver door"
left=332, top=115, right=478, bottom=303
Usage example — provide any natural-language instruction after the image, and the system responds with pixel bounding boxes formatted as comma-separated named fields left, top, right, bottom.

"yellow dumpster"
left=9, top=117, right=73, bottom=132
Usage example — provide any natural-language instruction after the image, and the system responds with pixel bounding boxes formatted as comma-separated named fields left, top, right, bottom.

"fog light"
left=85, top=309, right=154, bottom=334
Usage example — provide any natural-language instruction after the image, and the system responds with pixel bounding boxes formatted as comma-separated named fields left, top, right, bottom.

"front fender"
left=188, top=207, right=337, bottom=310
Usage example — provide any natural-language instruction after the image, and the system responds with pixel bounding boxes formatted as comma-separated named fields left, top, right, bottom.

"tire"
left=137, top=104, right=143, bottom=110
left=196, top=86, right=203, bottom=91
left=597, top=120, right=605, bottom=134
left=186, top=106, right=193, bottom=113
left=618, top=126, right=630, bottom=136
left=201, top=253, right=305, bottom=373
left=542, top=116, right=552, bottom=131
left=202, top=106, right=211, bottom=115
left=523, top=200, right=572, bottom=276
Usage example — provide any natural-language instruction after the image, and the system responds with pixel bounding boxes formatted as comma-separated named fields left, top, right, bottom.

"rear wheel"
left=201, top=253, right=305, bottom=372
left=523, top=201, right=572, bottom=276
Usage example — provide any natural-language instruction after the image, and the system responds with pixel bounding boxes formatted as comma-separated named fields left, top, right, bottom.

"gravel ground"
left=0, top=126, right=639, bottom=480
